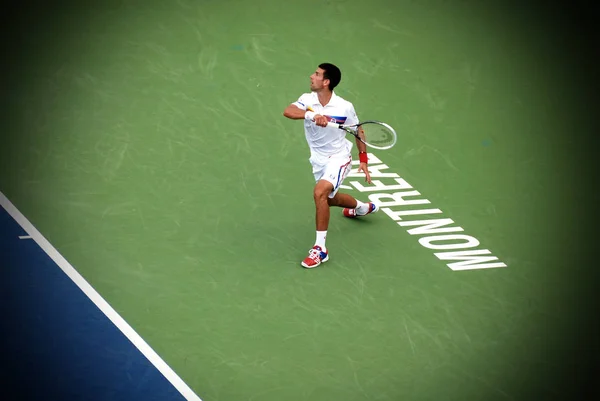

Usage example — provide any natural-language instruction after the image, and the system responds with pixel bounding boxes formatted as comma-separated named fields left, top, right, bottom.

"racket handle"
left=326, top=122, right=340, bottom=129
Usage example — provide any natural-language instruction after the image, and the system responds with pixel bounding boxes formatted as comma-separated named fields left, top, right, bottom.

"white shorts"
left=310, top=153, right=353, bottom=198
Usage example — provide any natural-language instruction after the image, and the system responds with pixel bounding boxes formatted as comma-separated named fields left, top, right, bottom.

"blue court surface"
left=0, top=192, right=202, bottom=401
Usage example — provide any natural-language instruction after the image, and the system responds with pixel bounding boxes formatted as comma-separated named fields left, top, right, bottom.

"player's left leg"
left=323, top=156, right=378, bottom=218
left=327, top=192, right=357, bottom=208
left=328, top=192, right=379, bottom=217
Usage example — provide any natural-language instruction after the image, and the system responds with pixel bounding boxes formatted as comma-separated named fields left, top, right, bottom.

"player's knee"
left=313, top=182, right=332, bottom=201
left=313, top=187, right=327, bottom=201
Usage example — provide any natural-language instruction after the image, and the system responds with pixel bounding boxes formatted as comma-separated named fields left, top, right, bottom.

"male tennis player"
left=283, top=63, right=379, bottom=269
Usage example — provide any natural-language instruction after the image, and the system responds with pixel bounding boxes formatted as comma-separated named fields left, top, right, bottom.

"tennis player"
left=283, top=63, right=379, bottom=269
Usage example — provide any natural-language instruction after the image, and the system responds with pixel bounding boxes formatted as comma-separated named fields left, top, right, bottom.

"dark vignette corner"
left=515, top=0, right=600, bottom=399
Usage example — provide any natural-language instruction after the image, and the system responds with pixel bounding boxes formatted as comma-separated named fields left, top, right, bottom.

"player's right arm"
left=283, top=95, right=327, bottom=126
left=284, top=95, right=316, bottom=119
left=283, top=104, right=308, bottom=120
left=283, top=104, right=328, bottom=126
left=284, top=95, right=309, bottom=119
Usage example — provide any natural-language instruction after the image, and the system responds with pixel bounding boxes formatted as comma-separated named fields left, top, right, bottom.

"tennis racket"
left=326, top=120, right=397, bottom=150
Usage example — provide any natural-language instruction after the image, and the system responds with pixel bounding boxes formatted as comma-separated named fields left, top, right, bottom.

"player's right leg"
left=301, top=179, right=332, bottom=269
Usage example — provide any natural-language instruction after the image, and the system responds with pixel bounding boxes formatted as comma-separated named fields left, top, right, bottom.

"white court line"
left=0, top=191, right=202, bottom=401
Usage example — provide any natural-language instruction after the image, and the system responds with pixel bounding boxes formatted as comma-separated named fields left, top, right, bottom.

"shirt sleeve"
left=345, top=102, right=360, bottom=126
left=292, top=93, right=311, bottom=111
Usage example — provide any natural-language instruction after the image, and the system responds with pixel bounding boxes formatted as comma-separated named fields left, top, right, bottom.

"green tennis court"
left=1, top=0, right=596, bottom=400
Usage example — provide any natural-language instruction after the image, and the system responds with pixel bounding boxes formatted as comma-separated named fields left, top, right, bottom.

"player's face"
left=310, top=68, right=329, bottom=91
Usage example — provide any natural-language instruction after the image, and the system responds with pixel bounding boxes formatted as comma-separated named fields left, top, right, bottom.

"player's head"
left=310, top=63, right=341, bottom=92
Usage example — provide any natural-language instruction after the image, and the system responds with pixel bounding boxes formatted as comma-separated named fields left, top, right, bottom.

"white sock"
left=315, top=231, right=327, bottom=250
left=355, top=200, right=370, bottom=215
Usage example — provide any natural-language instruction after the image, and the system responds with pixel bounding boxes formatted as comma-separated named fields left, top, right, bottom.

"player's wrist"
left=305, top=111, right=315, bottom=121
left=359, top=152, right=368, bottom=164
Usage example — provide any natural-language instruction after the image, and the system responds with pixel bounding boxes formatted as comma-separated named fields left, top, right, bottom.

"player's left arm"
left=348, top=104, right=371, bottom=184
left=355, top=126, right=367, bottom=153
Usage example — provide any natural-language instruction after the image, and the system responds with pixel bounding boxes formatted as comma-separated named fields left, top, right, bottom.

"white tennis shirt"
left=293, top=91, right=360, bottom=158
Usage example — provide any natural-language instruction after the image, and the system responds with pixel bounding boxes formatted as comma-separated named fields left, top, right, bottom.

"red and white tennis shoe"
left=301, top=245, right=329, bottom=268
left=343, top=202, right=379, bottom=218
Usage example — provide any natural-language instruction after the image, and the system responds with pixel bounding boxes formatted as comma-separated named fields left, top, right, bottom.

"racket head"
left=354, top=120, right=397, bottom=150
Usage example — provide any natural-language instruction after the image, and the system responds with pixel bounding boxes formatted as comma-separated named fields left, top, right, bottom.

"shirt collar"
left=311, top=91, right=338, bottom=106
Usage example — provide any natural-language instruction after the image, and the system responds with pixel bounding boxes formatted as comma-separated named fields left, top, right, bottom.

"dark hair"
left=319, top=63, right=341, bottom=91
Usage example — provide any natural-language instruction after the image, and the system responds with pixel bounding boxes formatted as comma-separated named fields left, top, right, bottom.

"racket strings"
left=363, top=125, right=396, bottom=148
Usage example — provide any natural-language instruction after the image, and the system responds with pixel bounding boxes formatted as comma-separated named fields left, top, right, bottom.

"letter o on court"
left=418, top=234, right=480, bottom=250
